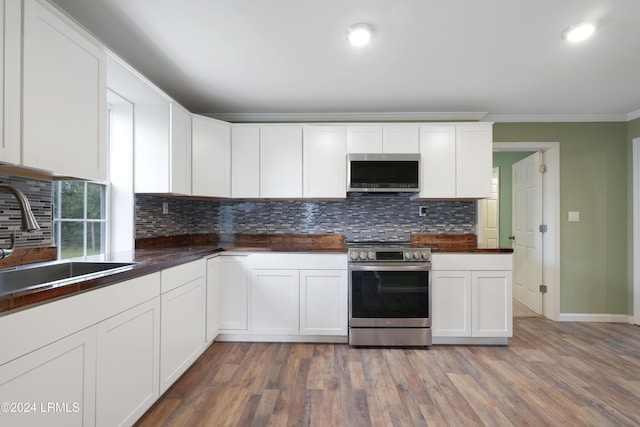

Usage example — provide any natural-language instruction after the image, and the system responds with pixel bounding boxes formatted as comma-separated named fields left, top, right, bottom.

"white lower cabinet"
left=250, top=269, right=299, bottom=334
left=160, top=261, right=206, bottom=393
left=219, top=255, right=250, bottom=331
left=0, top=327, right=97, bottom=427
left=96, top=297, right=160, bottom=427
left=299, top=270, right=348, bottom=336
left=431, top=270, right=472, bottom=337
left=218, top=253, right=348, bottom=341
left=432, top=254, right=512, bottom=343
left=206, top=256, right=222, bottom=343
left=471, top=271, right=512, bottom=337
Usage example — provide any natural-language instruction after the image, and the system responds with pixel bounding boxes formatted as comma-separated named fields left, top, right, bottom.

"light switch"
left=568, top=211, right=580, bottom=222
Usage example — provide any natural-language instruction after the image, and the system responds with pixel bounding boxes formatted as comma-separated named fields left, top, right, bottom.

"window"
left=53, top=181, right=108, bottom=259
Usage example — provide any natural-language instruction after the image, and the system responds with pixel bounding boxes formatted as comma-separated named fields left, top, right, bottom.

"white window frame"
left=53, top=181, right=109, bottom=260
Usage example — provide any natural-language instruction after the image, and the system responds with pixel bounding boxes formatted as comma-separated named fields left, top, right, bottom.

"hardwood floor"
left=136, top=319, right=640, bottom=426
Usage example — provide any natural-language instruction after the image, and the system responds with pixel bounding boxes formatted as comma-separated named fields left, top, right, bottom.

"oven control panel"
left=348, top=248, right=431, bottom=262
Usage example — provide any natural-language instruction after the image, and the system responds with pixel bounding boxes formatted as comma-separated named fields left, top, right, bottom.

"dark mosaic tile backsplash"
left=135, top=193, right=476, bottom=241
left=0, top=174, right=53, bottom=248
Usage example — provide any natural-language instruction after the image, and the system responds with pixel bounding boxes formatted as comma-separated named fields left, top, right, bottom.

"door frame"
left=633, top=138, right=640, bottom=325
left=477, top=167, right=500, bottom=248
left=493, top=142, right=560, bottom=321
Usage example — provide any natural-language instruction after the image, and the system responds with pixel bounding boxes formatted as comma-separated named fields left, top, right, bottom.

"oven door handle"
left=349, top=263, right=430, bottom=272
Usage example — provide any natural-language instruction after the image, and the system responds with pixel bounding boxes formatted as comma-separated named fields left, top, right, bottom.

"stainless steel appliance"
left=347, top=153, right=420, bottom=193
left=348, top=244, right=432, bottom=346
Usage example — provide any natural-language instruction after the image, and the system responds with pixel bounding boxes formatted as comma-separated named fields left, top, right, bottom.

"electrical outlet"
left=419, top=206, right=427, bottom=217
left=568, top=211, right=579, bottom=222
left=162, top=202, right=169, bottom=215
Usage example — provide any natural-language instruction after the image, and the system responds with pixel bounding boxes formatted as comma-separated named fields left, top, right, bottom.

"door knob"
left=508, top=235, right=515, bottom=240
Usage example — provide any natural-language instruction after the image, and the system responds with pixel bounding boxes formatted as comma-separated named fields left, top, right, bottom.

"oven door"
left=349, top=263, right=430, bottom=328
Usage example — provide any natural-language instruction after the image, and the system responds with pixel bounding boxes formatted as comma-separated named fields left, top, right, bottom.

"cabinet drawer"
left=432, top=253, right=512, bottom=271
left=161, top=260, right=206, bottom=293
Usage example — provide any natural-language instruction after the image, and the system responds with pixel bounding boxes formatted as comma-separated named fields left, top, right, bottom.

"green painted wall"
left=493, top=123, right=628, bottom=315
left=492, top=151, right=534, bottom=248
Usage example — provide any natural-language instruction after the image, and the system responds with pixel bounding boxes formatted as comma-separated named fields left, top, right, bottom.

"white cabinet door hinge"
left=539, top=224, right=547, bottom=233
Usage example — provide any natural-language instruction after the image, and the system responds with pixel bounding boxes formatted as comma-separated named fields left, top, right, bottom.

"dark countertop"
left=0, top=234, right=512, bottom=316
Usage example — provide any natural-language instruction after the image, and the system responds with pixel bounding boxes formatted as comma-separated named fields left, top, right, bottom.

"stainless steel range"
left=348, top=244, right=432, bottom=347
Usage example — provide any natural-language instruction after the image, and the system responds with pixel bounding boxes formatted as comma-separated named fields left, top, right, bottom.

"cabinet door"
left=303, top=126, right=347, bottom=198
left=160, top=278, right=206, bottom=393
left=220, top=256, right=250, bottom=330
left=419, top=125, right=456, bottom=198
left=250, top=269, right=299, bottom=334
left=260, top=126, right=303, bottom=197
left=431, top=270, right=472, bottom=337
left=382, top=126, right=419, bottom=153
left=299, top=270, right=347, bottom=336
left=0, top=0, right=21, bottom=164
left=169, top=102, right=192, bottom=195
left=456, top=124, right=493, bottom=198
left=206, top=256, right=222, bottom=342
left=471, top=271, right=512, bottom=337
left=0, top=328, right=96, bottom=427
left=96, top=298, right=160, bottom=427
left=192, top=116, right=231, bottom=197
left=346, top=126, right=383, bottom=153
left=22, top=0, right=106, bottom=181
left=231, top=126, right=260, bottom=198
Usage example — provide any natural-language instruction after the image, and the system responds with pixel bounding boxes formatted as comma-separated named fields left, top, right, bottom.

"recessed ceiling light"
left=346, top=23, right=373, bottom=47
left=562, top=22, right=597, bottom=42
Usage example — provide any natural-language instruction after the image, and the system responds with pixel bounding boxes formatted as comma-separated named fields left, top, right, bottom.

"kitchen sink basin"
left=0, top=261, right=138, bottom=296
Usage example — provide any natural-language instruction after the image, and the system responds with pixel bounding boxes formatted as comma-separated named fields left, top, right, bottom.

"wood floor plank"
left=135, top=319, right=640, bottom=426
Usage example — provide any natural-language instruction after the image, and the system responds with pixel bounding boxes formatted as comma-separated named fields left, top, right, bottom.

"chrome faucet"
left=0, top=184, right=41, bottom=259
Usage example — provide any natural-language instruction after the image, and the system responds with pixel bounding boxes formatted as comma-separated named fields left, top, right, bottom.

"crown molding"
left=204, top=111, right=488, bottom=123
left=628, top=109, right=640, bottom=121
left=205, top=110, right=640, bottom=124
left=482, top=113, right=631, bottom=123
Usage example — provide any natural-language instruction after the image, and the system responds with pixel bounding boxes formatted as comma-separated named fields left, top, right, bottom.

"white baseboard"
left=558, top=313, right=633, bottom=323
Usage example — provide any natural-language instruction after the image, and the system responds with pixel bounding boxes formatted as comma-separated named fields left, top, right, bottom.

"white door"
left=512, top=152, right=543, bottom=314
left=479, top=167, right=500, bottom=248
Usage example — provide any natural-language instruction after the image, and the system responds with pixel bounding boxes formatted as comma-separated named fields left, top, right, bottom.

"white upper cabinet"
left=168, top=103, right=192, bottom=195
left=346, top=126, right=383, bottom=153
left=382, top=126, right=420, bottom=153
left=303, top=126, right=347, bottom=198
left=0, top=0, right=21, bottom=165
left=456, top=124, right=493, bottom=198
left=21, top=0, right=107, bottom=180
left=231, top=125, right=260, bottom=198
left=419, top=125, right=457, bottom=198
left=108, top=55, right=193, bottom=195
left=192, top=115, right=231, bottom=197
left=260, top=125, right=303, bottom=198
left=419, top=123, right=493, bottom=199
left=348, top=125, right=420, bottom=154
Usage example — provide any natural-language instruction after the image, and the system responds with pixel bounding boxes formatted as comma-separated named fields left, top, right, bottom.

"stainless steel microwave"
left=347, top=153, right=421, bottom=192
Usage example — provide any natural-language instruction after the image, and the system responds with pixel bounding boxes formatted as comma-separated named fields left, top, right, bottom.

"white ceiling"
left=50, top=0, right=640, bottom=122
